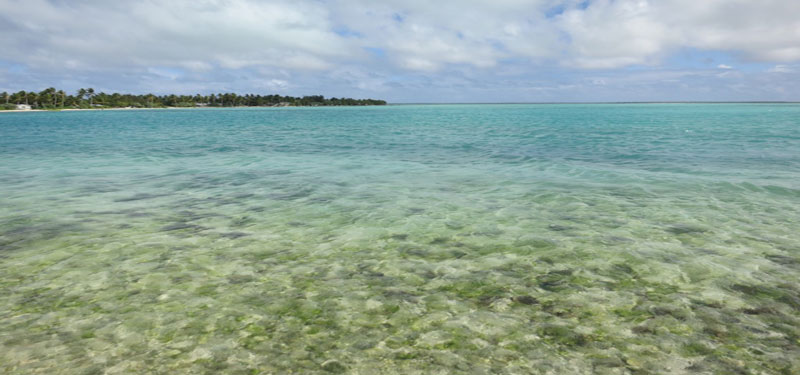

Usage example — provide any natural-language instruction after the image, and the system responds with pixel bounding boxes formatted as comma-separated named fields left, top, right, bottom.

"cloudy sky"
left=1, top=0, right=799, bottom=102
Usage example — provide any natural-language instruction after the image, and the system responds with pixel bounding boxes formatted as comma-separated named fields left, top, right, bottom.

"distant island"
left=0, top=88, right=386, bottom=110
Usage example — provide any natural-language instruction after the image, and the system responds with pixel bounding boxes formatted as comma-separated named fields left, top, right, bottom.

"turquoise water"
left=1, top=104, right=799, bottom=374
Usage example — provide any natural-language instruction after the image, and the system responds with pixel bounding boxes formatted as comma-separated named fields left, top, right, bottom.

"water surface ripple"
left=1, top=104, right=799, bottom=374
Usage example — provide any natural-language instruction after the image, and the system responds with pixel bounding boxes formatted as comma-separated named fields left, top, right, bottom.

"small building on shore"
left=15, top=104, right=32, bottom=110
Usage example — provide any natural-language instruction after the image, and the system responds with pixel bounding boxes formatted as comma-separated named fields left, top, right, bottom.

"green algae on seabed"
left=1, top=104, right=800, bottom=374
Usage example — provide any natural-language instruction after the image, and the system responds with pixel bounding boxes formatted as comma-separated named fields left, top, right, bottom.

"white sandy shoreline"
left=0, top=105, right=387, bottom=113
left=0, top=107, right=179, bottom=113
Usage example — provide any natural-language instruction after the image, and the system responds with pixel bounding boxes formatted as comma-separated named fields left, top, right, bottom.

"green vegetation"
left=0, top=88, right=387, bottom=110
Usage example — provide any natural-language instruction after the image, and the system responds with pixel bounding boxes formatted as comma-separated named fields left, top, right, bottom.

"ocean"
left=1, top=104, right=798, bottom=373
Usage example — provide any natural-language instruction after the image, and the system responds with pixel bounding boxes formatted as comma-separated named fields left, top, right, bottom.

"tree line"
left=0, top=88, right=387, bottom=110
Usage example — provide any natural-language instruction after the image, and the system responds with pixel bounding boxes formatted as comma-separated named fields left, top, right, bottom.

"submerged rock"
left=610, top=263, right=635, bottom=275
left=114, top=193, right=166, bottom=202
left=321, top=359, right=347, bottom=373
left=592, top=355, right=625, bottom=368
left=631, top=325, right=655, bottom=335
left=269, top=189, right=313, bottom=201
left=220, top=231, right=249, bottom=239
left=603, top=236, right=634, bottom=244
left=227, top=274, right=256, bottom=284
left=514, top=236, right=557, bottom=249
left=160, top=223, right=206, bottom=232
left=547, top=224, right=571, bottom=231
left=429, top=237, right=449, bottom=245
left=537, top=269, right=574, bottom=291
left=539, top=324, right=589, bottom=347
left=741, top=306, right=778, bottom=315
left=445, top=221, right=465, bottom=229
left=666, top=224, right=708, bottom=235
left=512, top=295, right=538, bottom=305
left=765, top=254, right=800, bottom=266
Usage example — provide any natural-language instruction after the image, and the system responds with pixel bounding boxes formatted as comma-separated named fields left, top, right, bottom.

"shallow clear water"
left=1, top=104, right=799, bottom=374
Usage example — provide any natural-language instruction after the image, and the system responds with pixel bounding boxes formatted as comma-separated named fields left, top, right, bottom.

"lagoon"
left=1, top=104, right=799, bottom=373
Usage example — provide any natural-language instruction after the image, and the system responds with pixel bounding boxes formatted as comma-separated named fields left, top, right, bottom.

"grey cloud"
left=3, top=0, right=800, bottom=72
left=1, top=0, right=799, bottom=101
left=559, top=0, right=800, bottom=68
left=0, top=0, right=353, bottom=71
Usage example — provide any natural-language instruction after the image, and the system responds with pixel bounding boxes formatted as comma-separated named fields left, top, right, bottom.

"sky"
left=1, top=0, right=799, bottom=103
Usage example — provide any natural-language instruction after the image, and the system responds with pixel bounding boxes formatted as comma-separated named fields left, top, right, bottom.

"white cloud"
left=334, top=0, right=561, bottom=70
left=558, top=0, right=677, bottom=68
left=557, top=0, right=800, bottom=68
left=179, top=61, right=214, bottom=73
left=147, top=67, right=182, bottom=80
left=0, top=0, right=353, bottom=71
left=768, top=65, right=795, bottom=73
left=1, top=0, right=800, bottom=100
left=2, top=0, right=799, bottom=74
left=262, top=79, right=289, bottom=90
left=591, top=79, right=607, bottom=85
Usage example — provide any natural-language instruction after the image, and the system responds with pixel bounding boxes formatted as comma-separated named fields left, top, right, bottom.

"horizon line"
left=388, top=101, right=800, bottom=105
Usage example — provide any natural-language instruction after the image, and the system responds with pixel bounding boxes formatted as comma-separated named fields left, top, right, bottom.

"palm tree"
left=26, top=92, right=37, bottom=107
left=44, top=87, right=57, bottom=107
left=58, top=90, right=66, bottom=108
left=87, top=88, right=95, bottom=106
